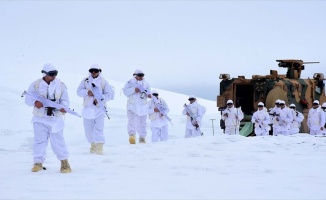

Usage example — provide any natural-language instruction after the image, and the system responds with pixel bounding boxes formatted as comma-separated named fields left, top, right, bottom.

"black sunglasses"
left=258, top=105, right=263, bottom=107
left=153, top=93, right=158, bottom=96
left=42, top=70, right=58, bottom=77
left=313, top=103, right=319, bottom=105
left=188, top=98, right=195, bottom=101
left=227, top=103, right=233, bottom=105
left=279, top=103, right=285, bottom=105
left=89, top=68, right=100, bottom=73
left=289, top=107, right=295, bottom=109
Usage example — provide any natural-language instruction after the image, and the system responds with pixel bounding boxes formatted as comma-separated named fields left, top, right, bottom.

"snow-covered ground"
left=1, top=71, right=326, bottom=199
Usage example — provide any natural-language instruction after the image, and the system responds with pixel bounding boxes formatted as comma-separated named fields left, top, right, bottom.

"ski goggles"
left=152, top=93, right=158, bottom=96
left=188, top=98, right=195, bottom=101
left=89, top=68, right=100, bottom=73
left=42, top=70, right=58, bottom=77
left=135, top=73, right=145, bottom=77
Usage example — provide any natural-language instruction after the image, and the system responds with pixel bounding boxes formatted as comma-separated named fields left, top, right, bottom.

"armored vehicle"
left=217, top=59, right=325, bottom=136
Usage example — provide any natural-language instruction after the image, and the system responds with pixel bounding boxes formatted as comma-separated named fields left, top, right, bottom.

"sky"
left=1, top=69, right=326, bottom=199
left=1, top=1, right=326, bottom=101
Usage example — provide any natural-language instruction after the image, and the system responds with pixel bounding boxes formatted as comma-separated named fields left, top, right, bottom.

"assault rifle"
left=130, top=81, right=150, bottom=99
left=255, top=118, right=266, bottom=130
left=269, top=112, right=280, bottom=117
left=183, top=103, right=201, bottom=132
left=88, top=82, right=110, bottom=120
left=152, top=97, right=173, bottom=125
left=276, top=114, right=286, bottom=126
left=22, top=91, right=81, bottom=117
left=295, top=111, right=299, bottom=117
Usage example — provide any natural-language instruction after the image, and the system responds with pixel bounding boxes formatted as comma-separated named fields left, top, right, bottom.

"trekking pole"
left=210, top=119, right=216, bottom=136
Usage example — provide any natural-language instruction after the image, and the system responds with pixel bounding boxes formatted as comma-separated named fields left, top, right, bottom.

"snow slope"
left=1, top=72, right=326, bottom=199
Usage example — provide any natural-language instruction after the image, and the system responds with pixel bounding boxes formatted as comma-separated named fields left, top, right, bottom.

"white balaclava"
left=88, top=64, right=102, bottom=80
left=313, top=100, right=320, bottom=105
left=188, top=94, right=196, bottom=99
left=90, top=64, right=101, bottom=70
left=133, top=69, right=144, bottom=77
left=257, top=102, right=264, bottom=112
left=152, top=89, right=158, bottom=95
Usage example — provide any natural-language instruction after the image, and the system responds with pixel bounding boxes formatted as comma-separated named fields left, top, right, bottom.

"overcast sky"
left=1, top=1, right=325, bottom=100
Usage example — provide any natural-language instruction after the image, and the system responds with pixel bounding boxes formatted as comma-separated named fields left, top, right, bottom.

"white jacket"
left=269, top=106, right=280, bottom=126
left=148, top=97, right=169, bottom=128
left=290, top=110, right=304, bottom=129
left=307, top=107, right=325, bottom=131
left=323, top=109, right=326, bottom=134
left=77, top=75, right=114, bottom=119
left=123, top=78, right=151, bottom=116
left=25, top=78, right=69, bottom=133
left=182, top=101, right=206, bottom=129
left=276, top=107, right=293, bottom=131
left=251, top=109, right=270, bottom=130
left=222, top=106, right=244, bottom=126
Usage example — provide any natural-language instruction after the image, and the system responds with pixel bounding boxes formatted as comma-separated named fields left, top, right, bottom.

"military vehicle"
left=217, top=59, right=325, bottom=136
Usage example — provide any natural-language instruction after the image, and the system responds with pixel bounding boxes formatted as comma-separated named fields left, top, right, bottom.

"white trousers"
left=225, top=125, right=239, bottom=135
left=127, top=110, right=147, bottom=138
left=272, top=125, right=279, bottom=136
left=151, top=125, right=168, bottom=142
left=310, top=129, right=321, bottom=135
left=274, top=125, right=289, bottom=136
left=185, top=128, right=201, bottom=138
left=83, top=115, right=105, bottom=144
left=289, top=127, right=299, bottom=135
left=33, top=122, right=69, bottom=163
left=254, top=128, right=268, bottom=136
left=274, top=130, right=289, bottom=136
